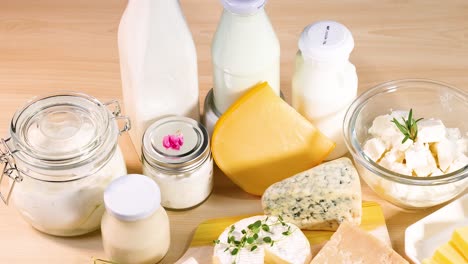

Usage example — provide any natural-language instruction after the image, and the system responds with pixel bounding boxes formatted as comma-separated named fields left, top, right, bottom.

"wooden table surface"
left=0, top=0, right=467, bottom=263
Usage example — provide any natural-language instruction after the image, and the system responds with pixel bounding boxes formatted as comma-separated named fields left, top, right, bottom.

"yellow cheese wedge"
left=432, top=242, right=467, bottom=264
left=211, top=82, right=335, bottom=196
left=452, top=226, right=468, bottom=260
left=310, top=222, right=408, bottom=264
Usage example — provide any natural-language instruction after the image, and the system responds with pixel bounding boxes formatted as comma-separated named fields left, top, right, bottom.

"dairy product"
left=262, top=158, right=361, bottom=231
left=211, top=0, right=280, bottom=114
left=142, top=116, right=213, bottom=209
left=423, top=226, right=468, bottom=263
left=355, top=161, right=468, bottom=208
left=418, top=119, right=447, bottom=143
left=1, top=93, right=130, bottom=236
left=452, top=226, right=468, bottom=259
left=213, top=215, right=311, bottom=264
left=142, top=157, right=213, bottom=209
left=13, top=148, right=126, bottom=236
left=211, top=82, right=335, bottom=196
left=202, top=89, right=221, bottom=136
left=363, top=111, right=467, bottom=177
left=292, top=21, right=357, bottom=160
left=102, top=175, right=170, bottom=264
left=311, top=222, right=408, bottom=264
left=119, top=0, right=200, bottom=158
left=432, top=242, right=467, bottom=264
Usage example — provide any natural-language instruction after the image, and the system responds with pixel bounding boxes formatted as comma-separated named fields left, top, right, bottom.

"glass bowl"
left=344, top=79, right=468, bottom=209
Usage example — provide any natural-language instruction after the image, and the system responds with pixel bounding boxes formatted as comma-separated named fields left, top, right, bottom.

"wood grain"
left=0, top=0, right=467, bottom=263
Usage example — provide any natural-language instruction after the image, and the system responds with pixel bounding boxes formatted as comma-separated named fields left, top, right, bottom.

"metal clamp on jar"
left=0, top=92, right=130, bottom=236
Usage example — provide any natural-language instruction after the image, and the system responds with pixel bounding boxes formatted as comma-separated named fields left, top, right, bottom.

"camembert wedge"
left=213, top=215, right=311, bottom=264
left=212, top=82, right=335, bottom=195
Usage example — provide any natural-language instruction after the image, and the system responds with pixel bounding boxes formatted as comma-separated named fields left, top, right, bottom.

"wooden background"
left=0, top=0, right=467, bottom=263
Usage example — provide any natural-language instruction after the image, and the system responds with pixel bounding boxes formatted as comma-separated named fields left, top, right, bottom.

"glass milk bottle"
left=118, top=0, right=200, bottom=158
left=292, top=21, right=358, bottom=160
left=211, top=0, right=280, bottom=114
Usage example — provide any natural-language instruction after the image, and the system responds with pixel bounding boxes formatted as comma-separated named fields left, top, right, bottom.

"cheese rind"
left=310, top=222, right=408, bottom=264
left=212, top=215, right=311, bottom=264
left=261, top=158, right=361, bottom=231
left=211, top=82, right=335, bottom=196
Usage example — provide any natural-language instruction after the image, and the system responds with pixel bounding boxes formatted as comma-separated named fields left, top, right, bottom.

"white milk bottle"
left=211, top=0, right=280, bottom=114
left=292, top=21, right=357, bottom=160
left=118, top=0, right=200, bottom=158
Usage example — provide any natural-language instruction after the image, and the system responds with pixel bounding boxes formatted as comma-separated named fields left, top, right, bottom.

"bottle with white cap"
left=118, top=0, right=200, bottom=159
left=101, top=174, right=170, bottom=264
left=209, top=0, right=280, bottom=116
left=292, top=20, right=358, bottom=160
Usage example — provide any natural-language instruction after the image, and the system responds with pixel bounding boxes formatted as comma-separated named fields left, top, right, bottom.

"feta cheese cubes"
left=363, top=110, right=467, bottom=177
left=417, top=119, right=446, bottom=143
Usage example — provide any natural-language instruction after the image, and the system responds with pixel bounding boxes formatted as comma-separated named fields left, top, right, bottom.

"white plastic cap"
left=298, top=20, right=354, bottom=62
left=220, top=0, right=267, bottom=15
left=104, top=174, right=161, bottom=222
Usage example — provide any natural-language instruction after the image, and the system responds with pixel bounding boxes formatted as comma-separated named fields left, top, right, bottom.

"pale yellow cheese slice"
left=452, top=226, right=468, bottom=260
left=310, top=222, right=408, bottom=264
left=211, top=82, right=335, bottom=196
left=432, top=242, right=467, bottom=264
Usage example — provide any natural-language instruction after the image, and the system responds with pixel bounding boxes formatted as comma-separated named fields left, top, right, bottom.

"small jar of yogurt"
left=101, top=174, right=170, bottom=264
left=142, top=116, right=213, bottom=210
left=0, top=92, right=130, bottom=236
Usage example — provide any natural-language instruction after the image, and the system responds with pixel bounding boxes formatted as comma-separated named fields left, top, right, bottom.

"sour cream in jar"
left=142, top=116, right=213, bottom=210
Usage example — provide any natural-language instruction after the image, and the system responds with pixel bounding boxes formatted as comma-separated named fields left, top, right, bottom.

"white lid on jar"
left=104, top=174, right=161, bottom=222
left=298, top=20, right=354, bottom=62
left=220, top=0, right=267, bottom=15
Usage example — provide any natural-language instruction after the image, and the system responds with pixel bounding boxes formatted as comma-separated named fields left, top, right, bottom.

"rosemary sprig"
left=213, top=216, right=294, bottom=263
left=391, top=109, right=423, bottom=143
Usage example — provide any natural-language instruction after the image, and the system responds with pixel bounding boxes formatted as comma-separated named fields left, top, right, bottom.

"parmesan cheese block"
left=311, top=222, right=408, bottom=264
left=262, top=158, right=361, bottom=231
left=211, top=82, right=335, bottom=196
left=213, top=215, right=312, bottom=264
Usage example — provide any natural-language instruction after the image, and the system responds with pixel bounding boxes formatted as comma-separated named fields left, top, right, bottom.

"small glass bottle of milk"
left=210, top=0, right=280, bottom=115
left=118, top=0, right=200, bottom=158
left=292, top=21, right=358, bottom=160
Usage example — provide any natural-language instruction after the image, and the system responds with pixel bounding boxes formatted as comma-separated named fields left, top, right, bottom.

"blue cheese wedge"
left=261, top=157, right=362, bottom=231
left=213, top=215, right=312, bottom=264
